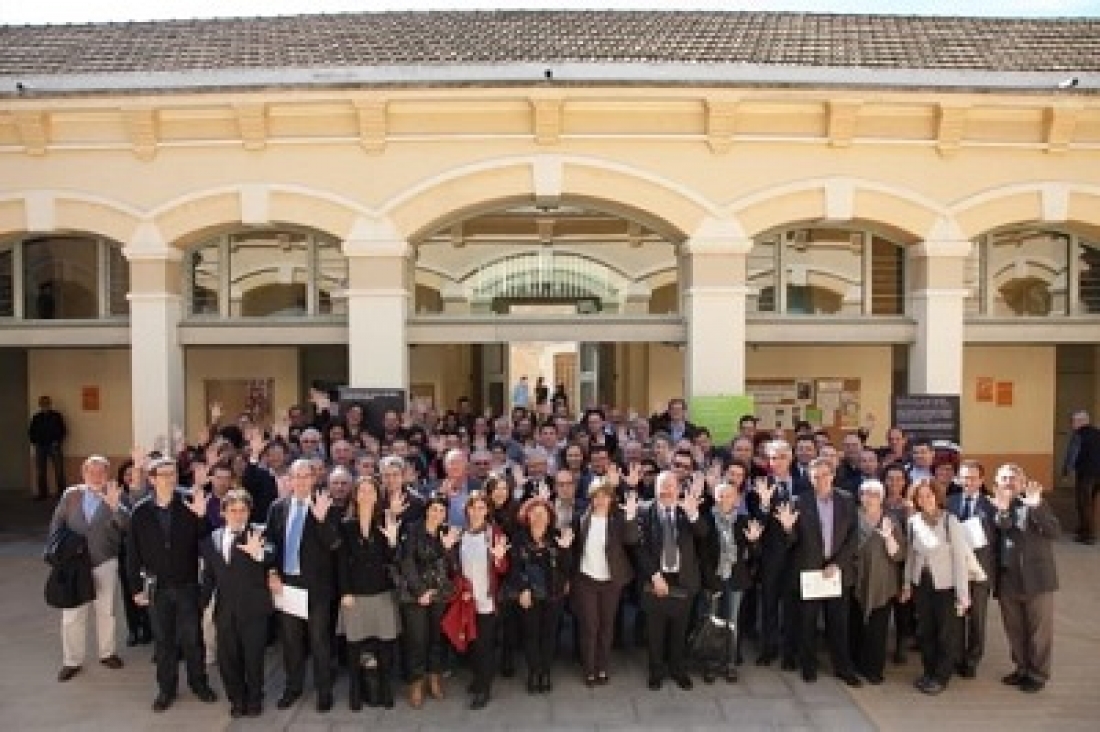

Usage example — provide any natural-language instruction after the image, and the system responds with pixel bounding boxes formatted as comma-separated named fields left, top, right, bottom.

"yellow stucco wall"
left=184, top=347, right=299, bottom=438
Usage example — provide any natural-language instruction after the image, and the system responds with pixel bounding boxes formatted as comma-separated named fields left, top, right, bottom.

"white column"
left=343, top=223, right=411, bottom=390
left=124, top=247, right=185, bottom=445
left=681, top=234, right=754, bottom=398
left=908, top=239, right=971, bottom=395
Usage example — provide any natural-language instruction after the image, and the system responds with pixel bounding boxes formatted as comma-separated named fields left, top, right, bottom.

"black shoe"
left=126, top=631, right=140, bottom=647
left=100, top=655, right=124, bottom=670
left=756, top=651, right=776, bottom=666
left=865, top=674, right=885, bottom=685
left=276, top=690, right=300, bottom=709
left=838, top=672, right=863, bottom=688
left=596, top=671, right=609, bottom=685
left=781, top=657, right=798, bottom=672
left=672, top=673, right=693, bottom=690
left=801, top=668, right=818, bottom=683
left=57, top=666, right=81, bottom=682
left=1002, top=671, right=1026, bottom=686
left=585, top=674, right=598, bottom=688
left=920, top=679, right=946, bottom=695
left=500, top=655, right=515, bottom=678
left=956, top=663, right=976, bottom=679
left=192, top=685, right=218, bottom=703
left=316, top=693, right=333, bottom=712
left=1073, top=534, right=1094, bottom=545
left=647, top=674, right=663, bottom=690
left=539, top=673, right=553, bottom=693
left=152, top=692, right=175, bottom=713
left=702, top=669, right=716, bottom=684
left=892, top=649, right=908, bottom=665
left=527, top=671, right=539, bottom=694
left=1019, top=677, right=1045, bottom=693
left=725, top=667, right=739, bottom=683
left=469, top=691, right=489, bottom=710
left=245, top=703, right=262, bottom=717
left=230, top=705, right=245, bottom=718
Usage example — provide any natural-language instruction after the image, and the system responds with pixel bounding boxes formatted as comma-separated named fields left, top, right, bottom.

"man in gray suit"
left=993, top=463, right=1060, bottom=693
left=48, top=455, right=129, bottom=681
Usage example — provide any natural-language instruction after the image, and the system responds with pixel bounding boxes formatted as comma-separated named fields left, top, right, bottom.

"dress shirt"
left=816, top=493, right=835, bottom=558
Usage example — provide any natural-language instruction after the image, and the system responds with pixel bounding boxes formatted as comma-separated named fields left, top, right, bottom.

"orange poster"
left=976, top=377, right=994, bottom=403
left=995, top=381, right=1013, bottom=407
left=81, top=386, right=100, bottom=411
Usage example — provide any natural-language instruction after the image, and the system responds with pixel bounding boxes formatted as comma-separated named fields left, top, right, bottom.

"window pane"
left=986, top=230, right=1068, bottom=317
left=229, top=231, right=310, bottom=317
left=784, top=228, right=863, bottom=315
left=23, top=236, right=98, bottom=319
left=1079, top=239, right=1100, bottom=315
left=747, top=237, right=777, bottom=313
left=107, top=245, right=129, bottom=316
left=0, top=248, right=13, bottom=317
left=189, top=242, right=221, bottom=315
left=870, top=236, right=904, bottom=315
left=963, top=244, right=982, bottom=316
left=316, top=239, right=347, bottom=316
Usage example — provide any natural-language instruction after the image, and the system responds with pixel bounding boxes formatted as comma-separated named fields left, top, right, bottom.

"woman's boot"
left=347, top=642, right=364, bottom=711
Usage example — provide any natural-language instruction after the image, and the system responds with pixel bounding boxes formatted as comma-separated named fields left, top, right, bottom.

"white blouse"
left=580, top=515, right=611, bottom=581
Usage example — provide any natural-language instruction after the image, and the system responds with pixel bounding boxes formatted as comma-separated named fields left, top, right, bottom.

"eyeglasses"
left=555, top=480, right=574, bottom=486
left=154, top=471, right=177, bottom=478
left=673, top=463, right=693, bottom=470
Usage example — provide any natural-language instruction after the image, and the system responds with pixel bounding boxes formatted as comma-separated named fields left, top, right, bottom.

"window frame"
left=0, top=235, right=127, bottom=321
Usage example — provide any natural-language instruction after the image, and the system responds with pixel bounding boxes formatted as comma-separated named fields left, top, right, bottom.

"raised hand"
left=556, top=527, right=575, bottom=549
left=103, top=480, right=123, bottom=511
left=755, top=477, right=775, bottom=508
left=690, top=471, right=706, bottom=500
left=389, top=488, right=409, bottom=517
left=744, top=518, right=764, bottom=543
left=130, top=445, right=147, bottom=473
left=877, top=515, right=894, bottom=539
left=185, top=488, right=209, bottom=518
left=491, top=534, right=510, bottom=562
left=441, top=526, right=461, bottom=550
left=536, top=481, right=552, bottom=501
left=381, top=511, right=400, bottom=546
left=237, top=529, right=265, bottom=560
left=310, top=489, right=333, bottom=521
left=246, top=427, right=265, bottom=458
left=679, top=487, right=701, bottom=518
left=622, top=490, right=639, bottom=521
left=209, top=401, right=224, bottom=424
left=1023, top=480, right=1044, bottom=504
left=171, top=424, right=186, bottom=454
left=276, top=474, right=292, bottom=499
left=776, top=502, right=799, bottom=532
left=191, top=462, right=209, bottom=490
left=606, top=463, right=621, bottom=487
left=518, top=589, right=533, bottom=609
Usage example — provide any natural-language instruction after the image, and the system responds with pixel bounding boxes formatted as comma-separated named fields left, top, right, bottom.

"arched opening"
left=0, top=234, right=128, bottom=320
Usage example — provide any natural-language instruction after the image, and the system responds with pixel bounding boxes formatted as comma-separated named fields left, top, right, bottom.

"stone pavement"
left=2, top=491, right=1097, bottom=732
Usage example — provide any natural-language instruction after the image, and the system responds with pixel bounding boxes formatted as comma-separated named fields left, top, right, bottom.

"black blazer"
left=571, top=507, right=639, bottom=587
left=637, top=502, right=709, bottom=592
left=746, top=475, right=806, bottom=577
left=785, top=489, right=859, bottom=589
left=993, top=498, right=1060, bottom=597
left=199, top=526, right=273, bottom=619
left=126, top=492, right=208, bottom=591
left=947, top=491, right=996, bottom=583
left=241, top=464, right=278, bottom=525
left=700, top=509, right=758, bottom=592
left=265, top=496, right=342, bottom=596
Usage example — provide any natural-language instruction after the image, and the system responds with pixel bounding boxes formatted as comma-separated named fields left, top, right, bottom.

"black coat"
left=265, top=496, right=342, bottom=597
left=44, top=526, right=94, bottom=609
left=126, top=492, right=208, bottom=591
left=637, top=502, right=709, bottom=592
left=700, top=509, right=758, bottom=592
left=571, top=507, right=640, bottom=587
left=199, top=526, right=273, bottom=619
left=784, top=489, right=859, bottom=589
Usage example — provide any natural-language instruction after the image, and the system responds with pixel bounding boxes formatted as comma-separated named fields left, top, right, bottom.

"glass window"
left=0, top=248, right=12, bottom=317
left=190, top=243, right=221, bottom=316
left=316, top=239, right=347, bottom=316
left=23, top=237, right=98, bottom=319
left=108, top=244, right=129, bottom=316
left=1077, top=239, right=1100, bottom=315
left=984, top=230, right=1069, bottom=317
left=749, top=227, right=904, bottom=316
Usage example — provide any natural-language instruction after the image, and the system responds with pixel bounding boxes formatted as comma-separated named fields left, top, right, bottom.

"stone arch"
left=0, top=190, right=143, bottom=244
left=383, top=155, right=717, bottom=244
left=729, top=177, right=944, bottom=243
left=951, top=183, right=1100, bottom=242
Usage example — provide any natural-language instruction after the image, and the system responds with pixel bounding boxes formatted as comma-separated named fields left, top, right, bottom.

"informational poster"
left=891, top=394, right=960, bottom=445
left=338, top=386, right=407, bottom=439
left=204, top=378, right=274, bottom=425
left=745, top=377, right=861, bottom=434
left=689, top=395, right=755, bottom=446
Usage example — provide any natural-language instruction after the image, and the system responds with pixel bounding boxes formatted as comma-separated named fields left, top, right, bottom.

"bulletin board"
left=745, top=378, right=861, bottom=434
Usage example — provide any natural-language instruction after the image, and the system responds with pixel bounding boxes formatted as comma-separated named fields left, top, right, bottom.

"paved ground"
left=2, top=490, right=1097, bottom=731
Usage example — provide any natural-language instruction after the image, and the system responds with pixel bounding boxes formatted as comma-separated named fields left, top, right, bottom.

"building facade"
left=1, top=11, right=1098, bottom=487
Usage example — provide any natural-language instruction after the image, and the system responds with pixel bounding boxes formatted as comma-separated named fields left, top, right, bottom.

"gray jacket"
left=48, top=486, right=130, bottom=567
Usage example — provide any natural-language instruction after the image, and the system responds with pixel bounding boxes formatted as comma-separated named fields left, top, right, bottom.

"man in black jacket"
left=127, top=457, right=217, bottom=712
left=28, top=395, right=67, bottom=501
left=637, top=470, right=709, bottom=690
left=200, top=490, right=272, bottom=718
left=1064, top=410, right=1100, bottom=544
left=265, top=458, right=341, bottom=712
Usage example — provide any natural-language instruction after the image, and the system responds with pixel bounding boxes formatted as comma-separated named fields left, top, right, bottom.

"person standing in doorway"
left=29, top=395, right=68, bottom=501
left=1063, top=410, right=1100, bottom=545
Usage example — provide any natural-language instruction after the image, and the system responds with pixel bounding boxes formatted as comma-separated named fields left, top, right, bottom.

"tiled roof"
left=1, top=10, right=1098, bottom=78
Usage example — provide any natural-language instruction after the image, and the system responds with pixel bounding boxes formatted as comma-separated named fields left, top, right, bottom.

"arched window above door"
left=0, top=235, right=128, bottom=319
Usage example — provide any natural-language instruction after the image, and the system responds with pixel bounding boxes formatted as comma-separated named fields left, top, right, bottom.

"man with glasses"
left=379, top=455, right=425, bottom=528
left=265, top=459, right=341, bottom=712
left=947, top=460, right=995, bottom=678
left=296, top=429, right=325, bottom=461
left=126, top=457, right=217, bottom=712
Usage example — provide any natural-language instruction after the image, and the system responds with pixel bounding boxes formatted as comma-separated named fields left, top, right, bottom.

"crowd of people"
left=45, top=394, right=1084, bottom=718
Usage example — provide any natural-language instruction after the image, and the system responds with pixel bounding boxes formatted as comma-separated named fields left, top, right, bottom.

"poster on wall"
left=339, top=386, right=407, bottom=439
left=745, top=378, right=861, bottom=438
left=689, top=395, right=755, bottom=446
left=204, top=378, right=274, bottom=426
left=891, top=394, right=960, bottom=445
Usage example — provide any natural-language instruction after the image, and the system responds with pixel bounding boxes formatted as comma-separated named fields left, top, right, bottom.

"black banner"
left=338, top=387, right=407, bottom=440
left=891, top=394, right=961, bottom=445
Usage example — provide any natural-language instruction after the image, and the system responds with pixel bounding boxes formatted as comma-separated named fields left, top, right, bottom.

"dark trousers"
left=278, top=590, right=334, bottom=696
left=849, top=601, right=891, bottom=681
left=573, top=574, right=623, bottom=676
left=216, top=610, right=268, bottom=708
left=892, top=595, right=915, bottom=656
left=117, top=542, right=150, bottom=638
left=34, top=444, right=66, bottom=498
left=642, top=589, right=692, bottom=677
left=705, top=580, right=743, bottom=672
left=760, top=562, right=798, bottom=659
left=998, top=588, right=1054, bottom=683
left=499, top=601, right=521, bottom=671
left=1074, top=474, right=1099, bottom=539
left=799, top=594, right=855, bottom=677
left=401, top=602, right=447, bottom=681
left=467, top=612, right=498, bottom=695
left=956, top=580, right=990, bottom=671
left=520, top=597, right=564, bottom=675
left=150, top=585, right=207, bottom=695
left=913, top=573, right=958, bottom=685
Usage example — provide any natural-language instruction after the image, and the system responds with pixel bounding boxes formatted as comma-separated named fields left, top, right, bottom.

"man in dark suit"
left=993, top=464, right=1060, bottom=693
left=28, top=394, right=68, bottom=501
left=265, top=458, right=341, bottom=712
left=637, top=470, right=709, bottom=690
left=200, top=490, right=273, bottom=718
left=127, top=458, right=218, bottom=712
left=1064, top=410, right=1100, bottom=544
left=783, top=457, right=862, bottom=687
left=648, top=398, right=700, bottom=444
left=947, top=460, right=996, bottom=678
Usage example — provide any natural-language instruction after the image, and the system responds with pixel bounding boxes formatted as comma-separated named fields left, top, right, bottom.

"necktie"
left=963, top=496, right=974, bottom=521
left=661, top=508, right=678, bottom=572
left=777, top=480, right=789, bottom=503
left=285, top=501, right=304, bottom=575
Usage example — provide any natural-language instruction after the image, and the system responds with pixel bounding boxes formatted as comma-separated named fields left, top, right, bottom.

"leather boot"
left=347, top=643, right=364, bottom=711
left=407, top=680, right=424, bottom=709
left=376, top=643, right=394, bottom=709
left=427, top=673, right=444, bottom=700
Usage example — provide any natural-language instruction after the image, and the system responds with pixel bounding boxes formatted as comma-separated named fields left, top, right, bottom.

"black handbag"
left=687, top=592, right=735, bottom=664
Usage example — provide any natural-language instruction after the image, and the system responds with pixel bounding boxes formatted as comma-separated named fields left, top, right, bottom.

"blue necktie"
left=284, top=501, right=305, bottom=575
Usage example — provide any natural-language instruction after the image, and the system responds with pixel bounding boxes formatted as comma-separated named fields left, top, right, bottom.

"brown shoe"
left=100, top=655, right=124, bottom=670
left=57, top=666, right=81, bottom=682
left=407, top=680, right=424, bottom=709
left=427, top=673, right=445, bottom=700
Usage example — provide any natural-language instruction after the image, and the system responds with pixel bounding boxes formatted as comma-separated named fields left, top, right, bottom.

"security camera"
left=1057, top=77, right=1079, bottom=89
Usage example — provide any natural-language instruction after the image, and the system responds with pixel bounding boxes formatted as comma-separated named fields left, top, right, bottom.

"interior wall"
left=647, top=343, right=685, bottom=415
left=185, top=347, right=299, bottom=438
left=27, top=348, right=132, bottom=475
left=0, top=349, right=29, bottom=490
left=410, top=344, right=472, bottom=413
left=962, top=345, right=1056, bottom=487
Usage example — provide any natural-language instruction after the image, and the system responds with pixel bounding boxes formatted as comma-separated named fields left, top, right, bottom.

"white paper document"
left=962, top=517, right=988, bottom=549
left=800, top=569, right=842, bottom=600
left=273, top=585, right=309, bottom=619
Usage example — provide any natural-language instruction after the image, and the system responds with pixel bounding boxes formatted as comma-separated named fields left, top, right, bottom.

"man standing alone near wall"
left=29, top=395, right=67, bottom=501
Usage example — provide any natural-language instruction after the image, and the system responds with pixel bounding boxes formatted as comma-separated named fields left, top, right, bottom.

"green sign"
left=689, top=395, right=755, bottom=446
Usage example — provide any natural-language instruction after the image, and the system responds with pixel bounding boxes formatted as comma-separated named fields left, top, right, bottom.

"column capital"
left=682, top=216, right=751, bottom=256
left=912, top=239, right=973, bottom=259
left=123, top=222, right=180, bottom=262
left=342, top=215, right=410, bottom=258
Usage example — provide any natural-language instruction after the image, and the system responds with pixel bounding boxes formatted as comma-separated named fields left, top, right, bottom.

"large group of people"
left=45, top=394, right=1080, bottom=717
